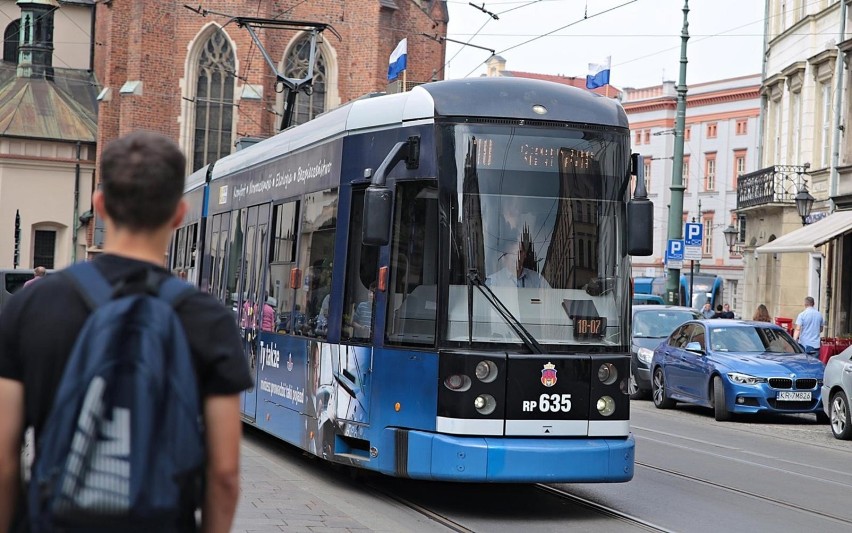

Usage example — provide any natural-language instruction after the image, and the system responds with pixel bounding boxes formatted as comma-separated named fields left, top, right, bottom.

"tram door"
left=239, top=203, right=271, bottom=420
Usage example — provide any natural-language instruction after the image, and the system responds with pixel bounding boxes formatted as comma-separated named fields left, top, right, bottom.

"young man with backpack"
left=0, top=131, right=252, bottom=532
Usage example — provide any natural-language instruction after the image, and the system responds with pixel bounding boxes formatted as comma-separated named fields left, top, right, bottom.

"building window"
left=644, top=130, right=651, bottom=144
left=684, top=126, right=691, bottom=141
left=3, top=19, right=19, bottom=63
left=33, top=229, right=56, bottom=269
left=790, top=91, right=802, bottom=163
left=192, top=30, right=235, bottom=172
left=702, top=215, right=713, bottom=256
left=706, top=123, right=717, bottom=138
left=733, top=150, right=747, bottom=188
left=635, top=130, right=641, bottom=145
left=284, top=33, right=327, bottom=127
left=704, top=153, right=716, bottom=191
left=683, top=155, right=690, bottom=191
left=643, top=157, right=652, bottom=191
left=735, top=119, right=747, bottom=135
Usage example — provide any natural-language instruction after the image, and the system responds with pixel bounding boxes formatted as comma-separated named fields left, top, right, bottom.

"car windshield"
left=633, top=310, right=699, bottom=338
left=708, top=326, right=803, bottom=354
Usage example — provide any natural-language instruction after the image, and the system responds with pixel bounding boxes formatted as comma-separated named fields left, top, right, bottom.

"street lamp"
left=722, top=224, right=738, bottom=252
left=794, top=186, right=815, bottom=225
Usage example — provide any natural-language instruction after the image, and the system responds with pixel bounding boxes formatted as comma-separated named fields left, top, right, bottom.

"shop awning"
left=755, top=210, right=852, bottom=254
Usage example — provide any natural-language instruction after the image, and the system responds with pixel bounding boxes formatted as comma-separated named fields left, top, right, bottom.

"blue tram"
left=172, top=77, right=653, bottom=482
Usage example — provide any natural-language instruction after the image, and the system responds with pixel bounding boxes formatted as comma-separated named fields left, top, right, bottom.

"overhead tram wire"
left=440, top=0, right=546, bottom=79
left=462, top=0, right=638, bottom=77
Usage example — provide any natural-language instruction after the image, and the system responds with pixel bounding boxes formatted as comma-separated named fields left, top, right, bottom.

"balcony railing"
left=736, top=165, right=809, bottom=209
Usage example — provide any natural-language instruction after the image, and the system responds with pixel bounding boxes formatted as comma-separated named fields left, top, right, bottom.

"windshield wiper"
left=467, top=269, right=544, bottom=354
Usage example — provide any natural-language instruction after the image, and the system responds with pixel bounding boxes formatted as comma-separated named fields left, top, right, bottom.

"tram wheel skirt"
left=381, top=428, right=635, bottom=483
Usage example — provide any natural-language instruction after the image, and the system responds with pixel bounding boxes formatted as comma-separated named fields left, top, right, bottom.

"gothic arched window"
left=192, top=31, right=235, bottom=172
left=284, top=34, right=327, bottom=127
left=3, top=20, right=20, bottom=64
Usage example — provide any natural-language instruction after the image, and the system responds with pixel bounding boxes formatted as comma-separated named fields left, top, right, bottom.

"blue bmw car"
left=651, top=320, right=826, bottom=421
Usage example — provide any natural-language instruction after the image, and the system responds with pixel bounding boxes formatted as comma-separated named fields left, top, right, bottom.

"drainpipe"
left=830, top=0, right=848, bottom=211
left=72, top=141, right=81, bottom=263
left=89, top=3, right=96, bottom=71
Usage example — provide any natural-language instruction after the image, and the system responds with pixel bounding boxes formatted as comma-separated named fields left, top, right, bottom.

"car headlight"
left=637, top=347, right=654, bottom=365
left=727, top=372, right=767, bottom=385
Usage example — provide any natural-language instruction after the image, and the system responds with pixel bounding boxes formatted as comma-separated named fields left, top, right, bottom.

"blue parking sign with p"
left=684, top=223, right=703, bottom=246
left=666, top=239, right=684, bottom=261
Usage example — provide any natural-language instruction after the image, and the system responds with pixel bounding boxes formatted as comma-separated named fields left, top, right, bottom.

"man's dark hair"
left=100, top=130, right=186, bottom=230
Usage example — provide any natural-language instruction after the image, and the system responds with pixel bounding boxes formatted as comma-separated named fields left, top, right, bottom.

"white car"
left=822, top=347, right=852, bottom=439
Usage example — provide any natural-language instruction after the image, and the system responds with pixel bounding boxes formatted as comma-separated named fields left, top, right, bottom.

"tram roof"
left=209, top=77, right=627, bottom=182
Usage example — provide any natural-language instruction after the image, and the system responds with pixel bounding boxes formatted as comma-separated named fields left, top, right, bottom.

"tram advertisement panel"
left=256, top=333, right=308, bottom=413
left=211, top=139, right=342, bottom=214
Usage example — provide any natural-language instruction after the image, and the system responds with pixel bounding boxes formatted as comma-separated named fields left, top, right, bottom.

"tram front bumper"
left=381, top=428, right=635, bottom=483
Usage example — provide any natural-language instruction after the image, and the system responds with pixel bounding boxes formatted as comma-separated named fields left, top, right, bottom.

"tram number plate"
left=777, top=391, right=811, bottom=401
left=574, top=316, right=606, bottom=339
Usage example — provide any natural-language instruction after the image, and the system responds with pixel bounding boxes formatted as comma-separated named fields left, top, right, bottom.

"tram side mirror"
left=628, top=153, right=654, bottom=256
left=363, top=185, right=392, bottom=246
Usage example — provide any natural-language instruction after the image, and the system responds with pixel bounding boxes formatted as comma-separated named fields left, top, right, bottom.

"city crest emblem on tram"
left=541, top=362, right=558, bottom=387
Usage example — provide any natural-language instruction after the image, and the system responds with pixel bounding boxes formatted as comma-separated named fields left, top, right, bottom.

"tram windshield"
left=445, top=124, right=631, bottom=348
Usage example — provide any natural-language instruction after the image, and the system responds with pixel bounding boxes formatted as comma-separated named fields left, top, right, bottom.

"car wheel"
left=628, top=369, right=649, bottom=400
left=713, top=376, right=732, bottom=422
left=652, top=367, right=675, bottom=409
left=830, top=391, right=852, bottom=440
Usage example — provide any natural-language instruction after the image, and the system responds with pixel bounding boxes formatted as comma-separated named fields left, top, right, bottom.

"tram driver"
left=486, top=234, right=551, bottom=289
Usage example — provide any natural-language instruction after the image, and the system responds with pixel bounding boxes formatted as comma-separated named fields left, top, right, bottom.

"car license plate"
left=777, top=391, right=812, bottom=401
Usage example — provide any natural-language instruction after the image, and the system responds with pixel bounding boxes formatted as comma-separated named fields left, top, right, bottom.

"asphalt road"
left=241, top=399, right=852, bottom=532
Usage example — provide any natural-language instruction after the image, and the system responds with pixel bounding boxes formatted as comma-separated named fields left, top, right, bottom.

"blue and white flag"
left=586, top=56, right=611, bottom=90
left=388, top=38, right=408, bottom=81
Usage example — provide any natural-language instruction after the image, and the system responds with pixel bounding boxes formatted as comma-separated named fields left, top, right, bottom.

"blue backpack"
left=28, top=262, right=205, bottom=531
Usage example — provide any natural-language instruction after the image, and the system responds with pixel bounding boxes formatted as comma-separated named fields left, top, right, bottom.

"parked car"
left=822, top=347, right=852, bottom=439
left=0, top=269, right=37, bottom=314
left=629, top=305, right=701, bottom=400
left=633, top=294, right=665, bottom=306
left=651, top=320, right=826, bottom=422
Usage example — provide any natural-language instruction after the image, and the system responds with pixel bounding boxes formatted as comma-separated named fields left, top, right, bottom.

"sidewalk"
left=233, top=431, right=450, bottom=533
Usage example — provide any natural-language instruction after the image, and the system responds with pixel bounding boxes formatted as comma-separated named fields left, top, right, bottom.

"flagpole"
left=403, top=69, right=407, bottom=92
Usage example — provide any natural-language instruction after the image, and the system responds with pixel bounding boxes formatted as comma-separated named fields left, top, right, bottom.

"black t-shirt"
left=0, top=254, right=252, bottom=530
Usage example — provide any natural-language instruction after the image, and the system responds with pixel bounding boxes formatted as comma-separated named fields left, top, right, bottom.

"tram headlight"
left=443, top=374, right=472, bottom=392
left=474, top=394, right=497, bottom=415
left=596, top=396, right=616, bottom=416
left=474, top=360, right=498, bottom=383
left=598, top=363, right=618, bottom=385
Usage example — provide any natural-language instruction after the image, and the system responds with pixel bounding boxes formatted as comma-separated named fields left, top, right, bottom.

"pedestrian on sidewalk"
left=0, top=131, right=252, bottom=532
left=794, top=296, right=824, bottom=354
left=752, top=304, right=772, bottom=323
left=22, top=266, right=46, bottom=288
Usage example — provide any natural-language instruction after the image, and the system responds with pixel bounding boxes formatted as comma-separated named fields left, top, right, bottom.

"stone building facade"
left=623, top=76, right=761, bottom=313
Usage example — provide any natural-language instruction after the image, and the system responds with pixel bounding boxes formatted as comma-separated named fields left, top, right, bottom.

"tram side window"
left=386, top=182, right=439, bottom=346
left=293, top=189, right=338, bottom=339
left=224, top=209, right=244, bottom=318
left=268, top=201, right=300, bottom=333
left=342, top=189, right=379, bottom=342
left=207, top=213, right=230, bottom=302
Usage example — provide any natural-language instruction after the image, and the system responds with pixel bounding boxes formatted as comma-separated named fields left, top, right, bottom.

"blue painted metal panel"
left=393, top=429, right=634, bottom=482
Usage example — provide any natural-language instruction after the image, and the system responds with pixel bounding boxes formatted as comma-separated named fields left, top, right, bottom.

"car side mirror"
left=685, top=341, right=704, bottom=354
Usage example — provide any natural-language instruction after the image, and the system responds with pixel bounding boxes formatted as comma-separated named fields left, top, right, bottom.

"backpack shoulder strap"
left=157, top=276, right=197, bottom=310
left=63, top=262, right=114, bottom=311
